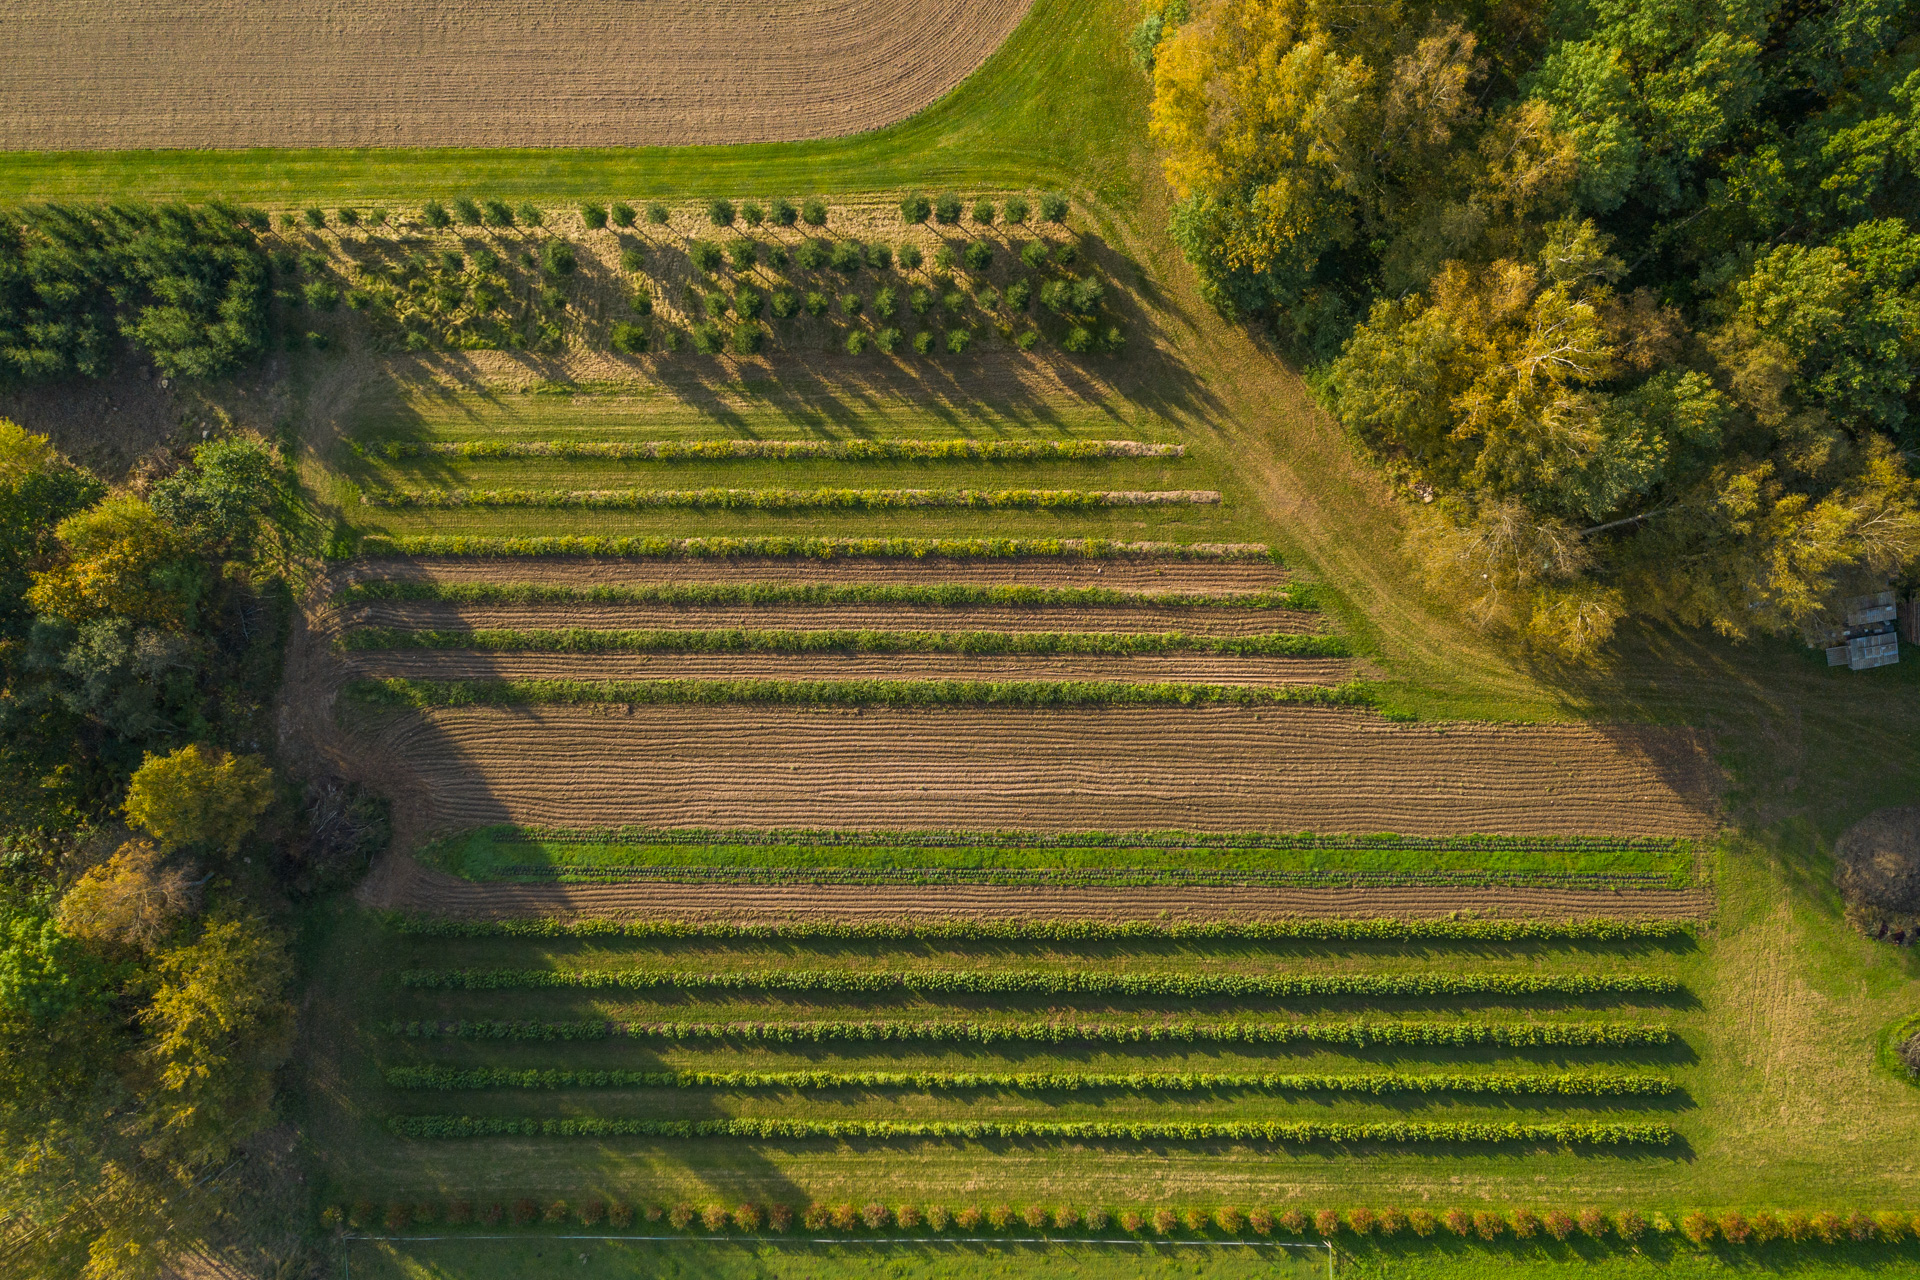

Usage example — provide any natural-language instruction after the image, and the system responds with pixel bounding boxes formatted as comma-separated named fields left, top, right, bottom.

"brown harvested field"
left=360, top=855, right=1713, bottom=921
left=337, top=601, right=1327, bottom=636
left=362, top=704, right=1721, bottom=838
left=0, top=0, right=1033, bottom=150
left=343, top=650, right=1355, bottom=686
left=347, top=556, right=1291, bottom=593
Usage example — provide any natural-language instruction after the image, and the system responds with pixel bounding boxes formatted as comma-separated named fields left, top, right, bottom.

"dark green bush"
left=1062, top=325, right=1094, bottom=353
left=540, top=284, right=567, bottom=310
left=971, top=199, right=996, bottom=225
left=772, top=198, right=798, bottom=226
left=709, top=199, right=736, bottom=227
left=620, top=247, right=646, bottom=273
left=1053, top=241, right=1078, bottom=267
left=1040, top=192, right=1069, bottom=222
left=369, top=208, right=389, bottom=226
left=471, top=283, right=501, bottom=310
left=831, top=241, right=862, bottom=273
left=977, top=286, right=1001, bottom=310
left=611, top=322, right=649, bottom=354
left=946, top=329, right=972, bottom=354
left=455, top=197, right=483, bottom=225
left=1040, top=279, right=1071, bottom=312
left=581, top=204, right=608, bottom=230
left=439, top=249, right=466, bottom=273
left=473, top=247, right=501, bottom=273
left=300, top=251, right=329, bottom=274
left=690, top=240, right=724, bottom=273
left=874, top=287, right=899, bottom=319
left=803, top=291, right=829, bottom=317
left=1014, top=329, right=1039, bottom=352
left=934, top=245, right=956, bottom=270
left=1070, top=277, right=1105, bottom=311
left=515, top=202, right=543, bottom=227
left=541, top=240, right=576, bottom=276
left=692, top=322, right=725, bottom=354
left=898, top=244, right=924, bottom=270
left=735, top=288, right=764, bottom=319
left=846, top=330, right=869, bottom=354
left=646, top=203, right=671, bottom=225
left=303, top=281, right=339, bottom=310
left=801, top=198, right=828, bottom=226
left=610, top=201, right=637, bottom=228
left=1005, top=279, right=1032, bottom=310
left=1020, top=240, right=1049, bottom=269
left=913, top=330, right=935, bottom=354
left=482, top=199, right=514, bottom=227
left=934, top=193, right=962, bottom=224
left=875, top=327, right=902, bottom=353
left=303, top=208, right=327, bottom=228
left=942, top=290, right=965, bottom=313
left=728, top=240, right=759, bottom=270
left=796, top=240, right=828, bottom=270
left=704, top=291, right=729, bottom=318
left=864, top=242, right=892, bottom=270
left=730, top=322, right=763, bottom=355
left=424, top=200, right=452, bottom=228
left=841, top=293, right=863, bottom=316
left=770, top=289, right=799, bottom=319
left=346, top=289, right=371, bottom=310
left=901, top=193, right=932, bottom=224
left=1104, top=324, right=1125, bottom=351
left=337, top=207, right=361, bottom=227
left=964, top=242, right=993, bottom=272
left=742, top=202, right=765, bottom=227
left=765, top=243, right=790, bottom=270
left=909, top=286, right=933, bottom=315
left=631, top=289, right=652, bottom=316
left=1004, top=195, right=1030, bottom=224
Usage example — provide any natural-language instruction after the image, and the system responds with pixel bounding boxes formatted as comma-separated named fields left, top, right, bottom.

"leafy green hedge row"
left=369, top=439, right=1185, bottom=461
left=397, top=967, right=1682, bottom=999
left=334, top=579, right=1307, bottom=610
left=341, top=627, right=1349, bottom=659
left=386, top=1115, right=1676, bottom=1145
left=389, top=1017, right=1677, bottom=1048
left=392, top=914, right=1693, bottom=943
left=344, top=677, right=1372, bottom=711
left=360, top=487, right=1222, bottom=511
left=383, top=1065, right=1676, bottom=1096
left=346, top=535, right=1275, bottom=561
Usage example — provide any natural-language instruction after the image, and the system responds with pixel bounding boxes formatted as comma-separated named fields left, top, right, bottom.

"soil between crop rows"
left=358, top=854, right=1711, bottom=920
left=1, top=0, right=1034, bottom=149
left=333, top=602, right=1327, bottom=636
left=362, top=704, right=1720, bottom=838
left=342, top=650, right=1355, bottom=687
left=342, top=556, right=1293, bottom=593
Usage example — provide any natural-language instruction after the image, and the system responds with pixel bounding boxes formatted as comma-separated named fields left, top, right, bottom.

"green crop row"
left=343, top=676, right=1373, bottom=712
left=334, top=579, right=1311, bottom=610
left=389, top=1017, right=1678, bottom=1048
left=396, top=967, right=1682, bottom=999
left=359, top=487, right=1222, bottom=510
left=391, top=914, right=1693, bottom=943
left=341, top=627, right=1349, bottom=659
left=345, top=535, right=1274, bottom=561
left=382, top=1065, right=1677, bottom=1096
left=386, top=1115, right=1677, bottom=1145
left=367, top=439, right=1184, bottom=461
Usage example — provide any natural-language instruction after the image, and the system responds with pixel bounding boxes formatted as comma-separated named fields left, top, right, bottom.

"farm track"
left=344, top=556, right=1294, bottom=593
left=342, top=650, right=1356, bottom=687
left=334, top=602, right=1327, bottom=637
left=360, top=855, right=1712, bottom=920
left=358, top=704, right=1720, bottom=838
left=2, top=0, right=1034, bottom=149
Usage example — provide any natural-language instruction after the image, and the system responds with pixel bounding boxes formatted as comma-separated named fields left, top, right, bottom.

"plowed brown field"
left=359, top=854, right=1713, bottom=920
left=339, top=601, right=1327, bottom=636
left=363, top=704, right=1719, bottom=837
left=344, top=650, right=1355, bottom=686
left=347, top=556, right=1292, bottom=593
left=1, top=0, right=1033, bottom=149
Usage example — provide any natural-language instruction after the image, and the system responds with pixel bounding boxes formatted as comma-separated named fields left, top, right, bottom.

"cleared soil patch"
left=364, top=704, right=1720, bottom=838
left=0, top=0, right=1033, bottom=150
left=343, top=650, right=1355, bottom=687
left=345, top=556, right=1293, bottom=593
left=360, top=854, right=1710, bottom=920
left=335, top=602, right=1326, bottom=636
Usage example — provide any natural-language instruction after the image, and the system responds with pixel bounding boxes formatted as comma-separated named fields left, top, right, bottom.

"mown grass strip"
left=343, top=677, right=1374, bottom=711
left=342, top=627, right=1350, bottom=658
left=360, top=488, right=1222, bottom=511
left=345, top=536, right=1273, bottom=561
left=334, top=580, right=1314, bottom=610
left=396, top=969, right=1682, bottom=999
left=392, top=915, right=1693, bottom=943
left=383, top=1065, right=1679, bottom=1096
left=386, top=1115, right=1678, bottom=1145
left=367, top=440, right=1186, bottom=461
left=390, top=1017, right=1679, bottom=1048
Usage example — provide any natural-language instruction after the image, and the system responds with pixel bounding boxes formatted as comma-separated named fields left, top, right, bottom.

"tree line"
left=1141, top=0, right=1920, bottom=655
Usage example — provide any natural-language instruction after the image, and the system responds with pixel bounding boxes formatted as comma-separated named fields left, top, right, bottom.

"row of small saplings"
left=324, top=1199, right=1917, bottom=1245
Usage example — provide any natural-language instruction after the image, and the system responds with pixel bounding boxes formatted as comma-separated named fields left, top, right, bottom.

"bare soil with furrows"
left=343, top=556, right=1293, bottom=593
left=336, top=601, right=1328, bottom=637
left=0, top=0, right=1033, bottom=150
left=356, top=704, right=1721, bottom=843
left=359, top=852, right=1713, bottom=920
left=342, top=650, right=1356, bottom=687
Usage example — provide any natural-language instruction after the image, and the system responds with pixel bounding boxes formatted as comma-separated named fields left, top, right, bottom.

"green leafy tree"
left=122, top=745, right=273, bottom=855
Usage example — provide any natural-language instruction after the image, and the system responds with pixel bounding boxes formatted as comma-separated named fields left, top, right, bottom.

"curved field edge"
left=0, top=0, right=1140, bottom=201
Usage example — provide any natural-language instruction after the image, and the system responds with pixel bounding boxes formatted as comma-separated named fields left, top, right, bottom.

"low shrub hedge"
left=383, top=1065, right=1676, bottom=1096
left=335, top=578, right=1305, bottom=610
left=386, top=1115, right=1675, bottom=1145
left=345, top=534, right=1275, bottom=561
left=361, top=487, right=1222, bottom=510
left=342, top=627, right=1350, bottom=659
left=344, top=676, right=1375, bottom=713
left=396, top=966, right=1680, bottom=1000
left=390, top=1017, right=1677, bottom=1049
